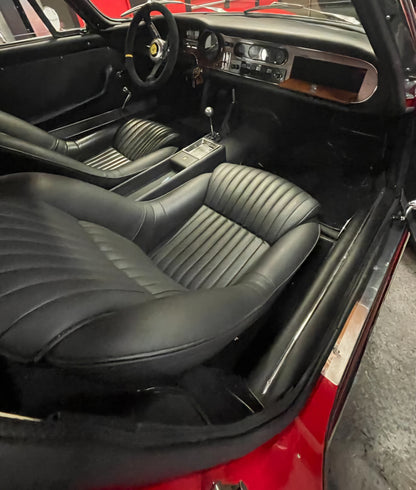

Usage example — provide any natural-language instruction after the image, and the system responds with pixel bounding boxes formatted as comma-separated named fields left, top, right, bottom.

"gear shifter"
left=204, top=106, right=220, bottom=141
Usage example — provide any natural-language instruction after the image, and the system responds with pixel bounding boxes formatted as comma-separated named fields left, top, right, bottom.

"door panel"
left=0, top=33, right=128, bottom=129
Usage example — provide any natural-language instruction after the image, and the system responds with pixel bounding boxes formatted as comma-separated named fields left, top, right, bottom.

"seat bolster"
left=0, top=133, right=141, bottom=188
left=0, top=172, right=145, bottom=240
left=238, top=222, right=320, bottom=293
left=66, top=125, right=120, bottom=161
left=135, top=173, right=211, bottom=251
left=45, top=283, right=270, bottom=376
left=0, top=110, right=58, bottom=151
left=0, top=133, right=107, bottom=177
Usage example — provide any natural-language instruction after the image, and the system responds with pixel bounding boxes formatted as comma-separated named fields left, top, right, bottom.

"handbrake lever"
left=122, top=86, right=132, bottom=110
left=221, top=88, right=236, bottom=137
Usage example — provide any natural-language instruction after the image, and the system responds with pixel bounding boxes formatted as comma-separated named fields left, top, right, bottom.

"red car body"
left=116, top=232, right=408, bottom=490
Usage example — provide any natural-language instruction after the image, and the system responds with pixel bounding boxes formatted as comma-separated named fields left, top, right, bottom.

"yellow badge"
left=150, top=43, right=158, bottom=56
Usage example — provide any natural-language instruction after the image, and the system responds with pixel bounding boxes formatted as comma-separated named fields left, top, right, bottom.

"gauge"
left=273, top=48, right=288, bottom=65
left=248, top=45, right=261, bottom=59
left=198, top=31, right=221, bottom=61
left=247, top=45, right=288, bottom=64
left=234, top=43, right=246, bottom=57
left=258, top=47, right=269, bottom=62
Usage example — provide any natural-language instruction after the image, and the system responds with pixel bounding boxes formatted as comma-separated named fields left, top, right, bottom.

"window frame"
left=0, top=0, right=87, bottom=48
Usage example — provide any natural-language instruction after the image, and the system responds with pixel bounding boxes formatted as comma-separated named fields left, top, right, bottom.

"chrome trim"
left=260, top=227, right=364, bottom=395
left=244, top=2, right=361, bottom=26
left=262, top=216, right=406, bottom=395
left=323, top=225, right=408, bottom=385
left=121, top=1, right=185, bottom=17
left=150, top=37, right=166, bottom=62
left=260, top=197, right=381, bottom=396
left=0, top=411, right=40, bottom=422
left=403, top=199, right=416, bottom=219
left=399, top=0, right=416, bottom=49
left=121, top=0, right=226, bottom=16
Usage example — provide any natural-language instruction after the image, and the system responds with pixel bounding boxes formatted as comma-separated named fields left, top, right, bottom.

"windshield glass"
left=89, top=0, right=360, bottom=26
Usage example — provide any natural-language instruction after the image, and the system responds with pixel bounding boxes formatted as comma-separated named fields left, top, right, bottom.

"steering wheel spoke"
left=148, top=21, right=162, bottom=40
left=147, top=61, right=163, bottom=81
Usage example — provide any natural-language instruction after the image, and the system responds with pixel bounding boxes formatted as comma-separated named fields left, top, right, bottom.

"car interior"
left=0, top=0, right=412, bottom=486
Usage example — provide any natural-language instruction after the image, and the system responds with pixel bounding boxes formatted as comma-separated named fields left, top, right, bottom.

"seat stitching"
left=183, top=220, right=251, bottom=288
left=227, top=172, right=274, bottom=220
left=0, top=288, right=145, bottom=340
left=0, top=276, right=137, bottom=305
left=149, top=206, right=208, bottom=258
left=166, top=212, right=232, bottom=278
left=252, top=182, right=295, bottom=235
left=205, top=234, right=264, bottom=288
left=151, top=207, right=212, bottom=266
left=189, top=225, right=251, bottom=289
left=271, top=193, right=311, bottom=238
left=221, top=240, right=268, bottom=287
left=209, top=165, right=240, bottom=209
left=241, top=178, right=286, bottom=231
left=251, top=185, right=299, bottom=241
left=0, top=225, right=98, bottom=247
left=81, top=221, right=183, bottom=296
left=0, top=263, right=125, bottom=275
left=174, top=214, right=236, bottom=284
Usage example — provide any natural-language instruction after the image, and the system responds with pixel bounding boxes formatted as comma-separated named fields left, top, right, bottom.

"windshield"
left=89, top=0, right=360, bottom=26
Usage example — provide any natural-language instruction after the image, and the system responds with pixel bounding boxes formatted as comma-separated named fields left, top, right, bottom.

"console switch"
left=240, top=62, right=249, bottom=75
left=171, top=151, right=198, bottom=168
left=231, top=59, right=286, bottom=83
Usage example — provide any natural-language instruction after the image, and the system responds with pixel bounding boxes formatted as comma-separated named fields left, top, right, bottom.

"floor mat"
left=258, top=135, right=378, bottom=229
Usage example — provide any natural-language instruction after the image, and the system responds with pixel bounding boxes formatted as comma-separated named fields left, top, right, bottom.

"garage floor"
left=326, top=245, right=416, bottom=490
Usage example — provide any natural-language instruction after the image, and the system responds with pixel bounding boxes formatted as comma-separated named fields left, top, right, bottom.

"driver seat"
left=0, top=110, right=180, bottom=188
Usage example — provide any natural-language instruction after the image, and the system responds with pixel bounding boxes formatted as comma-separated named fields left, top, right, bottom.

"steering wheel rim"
left=124, top=3, right=179, bottom=89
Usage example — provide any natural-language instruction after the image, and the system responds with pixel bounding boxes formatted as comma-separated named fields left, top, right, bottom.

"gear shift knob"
left=204, top=106, right=215, bottom=138
left=204, top=106, right=214, bottom=118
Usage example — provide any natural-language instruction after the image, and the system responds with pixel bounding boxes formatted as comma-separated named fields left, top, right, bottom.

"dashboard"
left=183, top=28, right=378, bottom=105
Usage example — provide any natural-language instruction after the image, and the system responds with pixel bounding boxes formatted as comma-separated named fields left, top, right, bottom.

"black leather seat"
left=0, top=164, right=320, bottom=380
left=0, top=110, right=180, bottom=188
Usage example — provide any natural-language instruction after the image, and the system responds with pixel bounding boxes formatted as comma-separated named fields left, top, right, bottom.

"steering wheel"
left=124, top=3, right=179, bottom=89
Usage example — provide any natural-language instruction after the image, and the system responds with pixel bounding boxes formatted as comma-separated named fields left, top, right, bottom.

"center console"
left=112, top=136, right=225, bottom=201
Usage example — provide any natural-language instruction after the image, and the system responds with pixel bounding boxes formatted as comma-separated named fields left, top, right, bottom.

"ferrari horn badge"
left=150, top=43, right=159, bottom=56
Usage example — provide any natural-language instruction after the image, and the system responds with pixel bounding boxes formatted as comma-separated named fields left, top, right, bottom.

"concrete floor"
left=326, top=245, right=416, bottom=490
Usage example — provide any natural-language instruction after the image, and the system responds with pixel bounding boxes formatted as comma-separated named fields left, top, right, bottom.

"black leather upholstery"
left=0, top=110, right=180, bottom=187
left=0, top=164, right=320, bottom=380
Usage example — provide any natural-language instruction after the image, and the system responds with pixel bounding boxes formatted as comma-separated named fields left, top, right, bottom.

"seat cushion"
left=151, top=204, right=270, bottom=289
left=84, top=147, right=131, bottom=171
left=0, top=164, right=320, bottom=379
